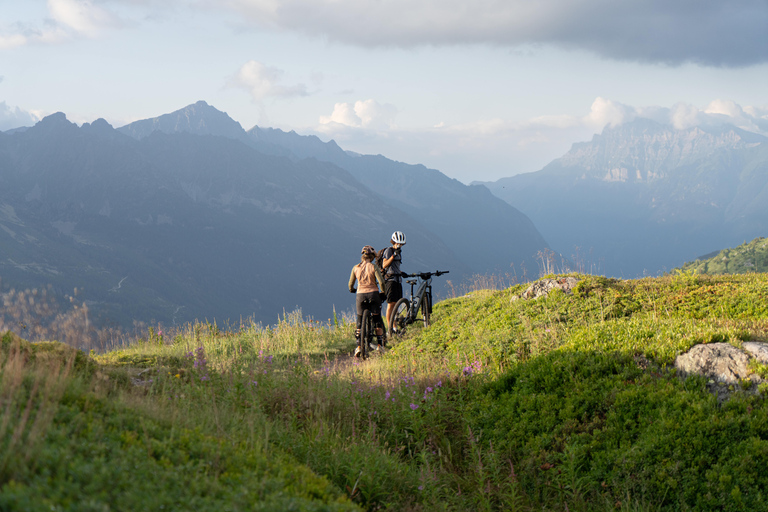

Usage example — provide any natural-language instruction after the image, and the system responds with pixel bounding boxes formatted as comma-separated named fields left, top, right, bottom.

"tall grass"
left=4, top=272, right=768, bottom=510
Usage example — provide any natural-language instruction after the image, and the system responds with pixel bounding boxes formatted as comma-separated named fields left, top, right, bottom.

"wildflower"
left=426, top=387, right=433, bottom=393
left=174, top=374, right=180, bottom=378
left=437, top=380, right=442, bottom=387
left=410, top=403, right=418, bottom=410
left=418, top=486, right=424, bottom=491
left=463, top=366, right=473, bottom=377
left=385, top=390, right=391, bottom=400
left=252, top=381, right=258, bottom=386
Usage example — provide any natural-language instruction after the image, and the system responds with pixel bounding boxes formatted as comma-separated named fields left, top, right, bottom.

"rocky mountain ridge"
left=0, top=112, right=468, bottom=327
left=481, top=118, right=768, bottom=277
left=119, top=101, right=549, bottom=277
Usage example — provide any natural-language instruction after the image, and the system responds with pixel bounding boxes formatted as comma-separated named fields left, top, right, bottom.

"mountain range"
left=119, top=101, right=548, bottom=276
left=480, top=118, right=768, bottom=277
left=0, top=102, right=548, bottom=328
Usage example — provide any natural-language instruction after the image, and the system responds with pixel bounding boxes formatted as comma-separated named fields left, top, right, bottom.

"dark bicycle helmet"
left=361, top=245, right=376, bottom=256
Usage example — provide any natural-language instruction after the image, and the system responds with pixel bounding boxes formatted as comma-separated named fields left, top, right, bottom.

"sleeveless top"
left=354, top=261, right=380, bottom=294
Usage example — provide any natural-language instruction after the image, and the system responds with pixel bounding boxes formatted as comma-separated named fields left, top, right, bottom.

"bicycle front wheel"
left=391, top=298, right=410, bottom=338
left=360, top=309, right=372, bottom=360
left=421, top=295, right=431, bottom=327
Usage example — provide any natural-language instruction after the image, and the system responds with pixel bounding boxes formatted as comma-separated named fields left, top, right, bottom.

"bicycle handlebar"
left=403, top=270, right=449, bottom=279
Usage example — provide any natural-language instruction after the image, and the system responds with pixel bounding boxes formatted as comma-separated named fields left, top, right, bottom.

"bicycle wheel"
left=421, top=295, right=430, bottom=327
left=360, top=309, right=371, bottom=359
left=391, top=298, right=410, bottom=337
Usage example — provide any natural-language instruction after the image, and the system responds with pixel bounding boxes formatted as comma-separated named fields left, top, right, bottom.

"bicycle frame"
left=405, top=275, right=432, bottom=322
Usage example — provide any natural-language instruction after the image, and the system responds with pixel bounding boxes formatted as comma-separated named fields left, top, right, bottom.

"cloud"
left=523, top=97, right=768, bottom=136
left=318, top=99, right=397, bottom=131
left=0, top=102, right=40, bottom=131
left=221, top=0, right=768, bottom=67
left=48, top=0, right=124, bottom=36
left=307, top=96, right=768, bottom=183
left=0, top=0, right=124, bottom=49
left=229, top=60, right=309, bottom=101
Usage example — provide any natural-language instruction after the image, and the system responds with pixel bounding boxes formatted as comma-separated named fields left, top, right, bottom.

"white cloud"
left=308, top=96, right=768, bottom=183
left=0, top=0, right=124, bottom=49
left=318, top=99, right=397, bottom=131
left=48, top=0, right=123, bottom=36
left=0, top=33, right=29, bottom=50
left=229, top=60, right=309, bottom=101
left=221, top=0, right=768, bottom=67
left=669, top=103, right=704, bottom=131
left=0, top=102, right=40, bottom=131
left=584, top=97, right=636, bottom=129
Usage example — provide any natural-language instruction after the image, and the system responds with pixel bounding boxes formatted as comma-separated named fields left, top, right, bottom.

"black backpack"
left=376, top=248, right=389, bottom=276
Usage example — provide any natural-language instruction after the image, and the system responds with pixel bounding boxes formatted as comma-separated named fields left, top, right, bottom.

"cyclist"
left=349, top=245, right=387, bottom=357
left=382, top=231, right=406, bottom=336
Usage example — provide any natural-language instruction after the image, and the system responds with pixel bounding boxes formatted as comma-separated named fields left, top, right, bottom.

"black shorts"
left=384, top=281, right=403, bottom=303
left=356, top=291, right=382, bottom=316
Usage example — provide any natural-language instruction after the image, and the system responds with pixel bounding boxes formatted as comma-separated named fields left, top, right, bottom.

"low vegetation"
left=3, top=272, right=768, bottom=510
left=679, top=236, right=768, bottom=274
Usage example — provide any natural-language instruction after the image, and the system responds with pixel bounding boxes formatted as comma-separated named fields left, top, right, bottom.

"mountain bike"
left=390, top=270, right=449, bottom=337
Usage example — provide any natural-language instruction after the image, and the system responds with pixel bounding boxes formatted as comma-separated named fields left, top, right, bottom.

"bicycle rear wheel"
left=391, top=298, right=410, bottom=338
left=360, top=309, right=372, bottom=359
left=421, top=295, right=431, bottom=327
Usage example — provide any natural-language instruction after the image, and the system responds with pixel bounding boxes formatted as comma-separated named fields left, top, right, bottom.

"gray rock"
left=517, top=277, right=580, bottom=301
left=743, top=342, right=768, bottom=365
left=674, top=342, right=767, bottom=404
left=674, top=342, right=753, bottom=384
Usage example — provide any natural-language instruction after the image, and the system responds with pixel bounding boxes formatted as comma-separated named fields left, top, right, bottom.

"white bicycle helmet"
left=391, top=231, right=406, bottom=245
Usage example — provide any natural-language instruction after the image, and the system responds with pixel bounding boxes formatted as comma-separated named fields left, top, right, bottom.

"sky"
left=1, top=0, right=767, bottom=183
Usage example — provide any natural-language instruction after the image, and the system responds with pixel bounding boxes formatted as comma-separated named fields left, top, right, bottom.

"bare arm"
left=348, top=267, right=358, bottom=292
left=374, top=265, right=385, bottom=290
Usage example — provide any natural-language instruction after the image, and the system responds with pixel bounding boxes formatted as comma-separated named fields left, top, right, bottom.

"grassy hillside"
left=679, top=236, right=768, bottom=274
left=3, top=273, right=768, bottom=510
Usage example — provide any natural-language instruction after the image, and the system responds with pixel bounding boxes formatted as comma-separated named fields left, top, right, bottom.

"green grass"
left=679, top=236, right=768, bottom=274
left=3, top=273, right=768, bottom=510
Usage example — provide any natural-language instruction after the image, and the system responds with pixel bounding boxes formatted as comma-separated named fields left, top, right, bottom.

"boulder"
left=674, top=342, right=768, bottom=403
left=514, top=277, right=580, bottom=301
left=674, top=342, right=754, bottom=384
left=744, top=342, right=768, bottom=364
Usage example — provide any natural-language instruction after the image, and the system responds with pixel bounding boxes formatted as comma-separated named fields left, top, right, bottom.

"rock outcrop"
left=512, top=277, right=580, bottom=301
left=674, top=342, right=768, bottom=403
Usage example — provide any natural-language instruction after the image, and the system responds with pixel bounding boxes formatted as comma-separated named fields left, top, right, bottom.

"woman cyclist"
left=348, top=245, right=387, bottom=357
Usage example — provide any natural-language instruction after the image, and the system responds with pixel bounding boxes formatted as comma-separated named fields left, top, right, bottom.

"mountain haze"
left=1, top=101, right=552, bottom=329
left=0, top=112, right=467, bottom=327
left=120, top=102, right=550, bottom=278
left=481, top=119, right=768, bottom=277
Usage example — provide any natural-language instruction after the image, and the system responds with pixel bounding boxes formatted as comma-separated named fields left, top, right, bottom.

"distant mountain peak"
left=27, top=112, right=78, bottom=137
left=38, top=112, right=71, bottom=126
left=117, top=101, right=247, bottom=141
left=555, top=118, right=765, bottom=181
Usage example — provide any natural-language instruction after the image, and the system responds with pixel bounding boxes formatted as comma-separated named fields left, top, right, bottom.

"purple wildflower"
left=410, top=403, right=418, bottom=410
